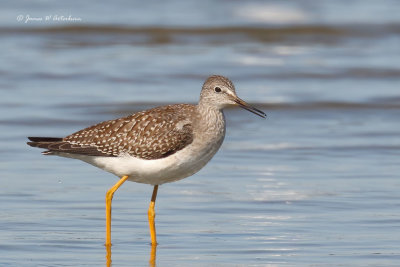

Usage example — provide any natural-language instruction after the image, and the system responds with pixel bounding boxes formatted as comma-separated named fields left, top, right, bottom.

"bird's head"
left=200, top=75, right=266, bottom=118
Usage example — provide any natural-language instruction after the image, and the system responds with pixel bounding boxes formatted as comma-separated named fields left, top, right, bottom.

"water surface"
left=1, top=0, right=400, bottom=266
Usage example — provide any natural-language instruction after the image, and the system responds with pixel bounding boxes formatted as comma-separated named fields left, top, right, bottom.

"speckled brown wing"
left=31, top=104, right=195, bottom=160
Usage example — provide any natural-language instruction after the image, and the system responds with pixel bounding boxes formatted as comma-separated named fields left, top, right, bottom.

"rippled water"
left=1, top=0, right=400, bottom=266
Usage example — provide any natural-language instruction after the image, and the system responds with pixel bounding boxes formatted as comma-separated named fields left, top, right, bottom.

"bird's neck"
left=195, top=103, right=226, bottom=136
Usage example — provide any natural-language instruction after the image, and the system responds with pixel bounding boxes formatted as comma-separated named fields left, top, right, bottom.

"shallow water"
left=1, top=0, right=400, bottom=266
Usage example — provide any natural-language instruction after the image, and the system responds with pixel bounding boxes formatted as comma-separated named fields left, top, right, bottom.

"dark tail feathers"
left=28, top=137, right=63, bottom=142
left=27, top=137, right=63, bottom=151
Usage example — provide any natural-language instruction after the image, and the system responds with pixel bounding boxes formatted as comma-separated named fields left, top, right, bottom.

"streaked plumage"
left=29, top=104, right=194, bottom=160
left=27, top=75, right=266, bottom=246
left=28, top=75, right=268, bottom=185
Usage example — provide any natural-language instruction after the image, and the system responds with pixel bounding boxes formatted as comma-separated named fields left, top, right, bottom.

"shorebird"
left=27, top=75, right=266, bottom=246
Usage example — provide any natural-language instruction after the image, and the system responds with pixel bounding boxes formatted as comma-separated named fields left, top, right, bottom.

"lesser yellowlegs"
left=27, top=75, right=266, bottom=246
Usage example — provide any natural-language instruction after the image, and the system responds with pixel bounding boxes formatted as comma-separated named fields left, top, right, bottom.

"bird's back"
left=28, top=104, right=196, bottom=160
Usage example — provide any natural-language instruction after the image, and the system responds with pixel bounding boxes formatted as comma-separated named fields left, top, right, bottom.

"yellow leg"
left=149, top=243, right=157, bottom=266
left=148, top=185, right=159, bottom=245
left=105, top=175, right=129, bottom=246
left=105, top=243, right=112, bottom=267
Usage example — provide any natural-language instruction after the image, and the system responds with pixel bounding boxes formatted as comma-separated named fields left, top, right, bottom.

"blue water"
left=1, top=0, right=400, bottom=266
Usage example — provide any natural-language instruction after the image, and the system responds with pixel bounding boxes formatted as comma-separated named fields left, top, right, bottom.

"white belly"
left=59, top=135, right=224, bottom=185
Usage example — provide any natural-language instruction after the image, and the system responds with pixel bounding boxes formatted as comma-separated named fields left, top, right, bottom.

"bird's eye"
left=214, top=87, right=221, bottom=93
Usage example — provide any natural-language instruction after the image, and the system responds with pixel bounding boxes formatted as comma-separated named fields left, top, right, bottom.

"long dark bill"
left=234, top=98, right=267, bottom=119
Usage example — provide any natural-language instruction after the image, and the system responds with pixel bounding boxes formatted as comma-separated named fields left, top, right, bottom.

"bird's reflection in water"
left=105, top=244, right=157, bottom=267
